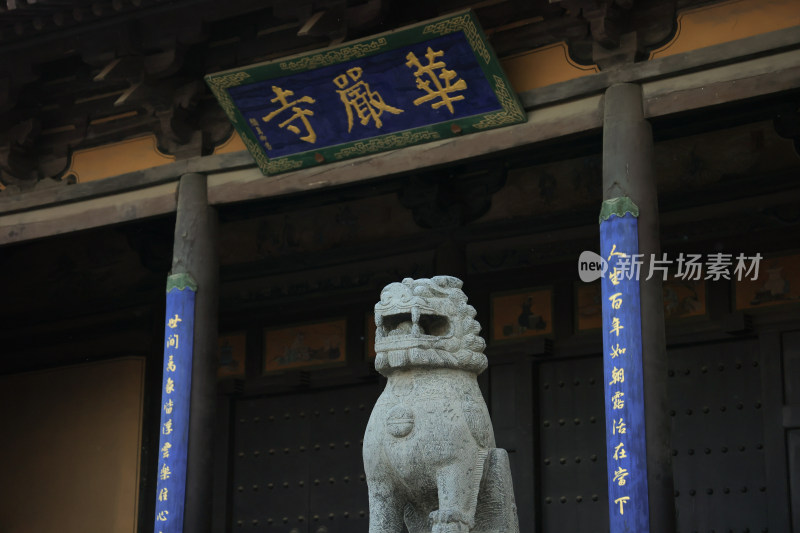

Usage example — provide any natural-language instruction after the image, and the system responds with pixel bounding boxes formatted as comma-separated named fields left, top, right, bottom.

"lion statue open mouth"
left=364, top=276, right=519, bottom=533
left=373, top=276, right=488, bottom=375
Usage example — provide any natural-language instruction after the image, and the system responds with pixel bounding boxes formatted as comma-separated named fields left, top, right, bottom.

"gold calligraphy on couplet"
left=609, top=317, right=624, bottom=336
left=166, top=334, right=179, bottom=350
left=613, top=442, right=627, bottom=460
left=611, top=391, right=625, bottom=410
left=614, top=496, right=630, bottom=514
left=609, top=367, right=625, bottom=386
left=158, top=311, right=182, bottom=529
left=168, top=314, right=182, bottom=328
left=607, top=243, right=633, bottom=515
left=613, top=467, right=629, bottom=486
left=610, top=343, right=626, bottom=359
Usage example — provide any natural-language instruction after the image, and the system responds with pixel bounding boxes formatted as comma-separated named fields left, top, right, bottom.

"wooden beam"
left=205, top=95, right=604, bottom=205
left=1, top=26, right=799, bottom=244
left=0, top=182, right=177, bottom=244
left=520, top=24, right=800, bottom=110
left=0, top=151, right=252, bottom=217
left=643, top=49, right=800, bottom=117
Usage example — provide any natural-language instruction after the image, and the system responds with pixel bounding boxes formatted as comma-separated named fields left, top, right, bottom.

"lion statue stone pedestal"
left=363, top=276, right=520, bottom=533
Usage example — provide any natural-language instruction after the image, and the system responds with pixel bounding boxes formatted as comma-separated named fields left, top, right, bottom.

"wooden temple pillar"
left=171, top=173, right=220, bottom=533
left=601, top=83, right=675, bottom=531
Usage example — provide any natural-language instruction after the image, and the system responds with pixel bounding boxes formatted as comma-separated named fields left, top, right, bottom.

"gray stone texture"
left=364, top=276, right=520, bottom=533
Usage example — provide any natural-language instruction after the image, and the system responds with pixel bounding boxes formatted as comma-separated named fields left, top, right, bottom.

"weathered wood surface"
left=206, top=95, right=605, bottom=206
left=171, top=173, right=219, bottom=533
left=0, top=182, right=177, bottom=244
left=1, top=25, right=799, bottom=245
left=521, top=24, right=800, bottom=110
left=643, top=49, right=800, bottom=117
left=0, top=151, right=252, bottom=216
left=603, top=83, right=674, bottom=533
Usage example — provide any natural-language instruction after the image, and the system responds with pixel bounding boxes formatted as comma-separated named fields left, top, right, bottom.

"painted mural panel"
left=264, top=319, right=347, bottom=373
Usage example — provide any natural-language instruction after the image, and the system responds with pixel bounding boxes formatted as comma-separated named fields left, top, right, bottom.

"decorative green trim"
left=473, top=76, right=525, bottom=130
left=206, top=71, right=252, bottom=123
left=422, top=13, right=490, bottom=64
left=279, top=38, right=389, bottom=72
left=166, top=273, right=198, bottom=293
left=333, top=130, right=441, bottom=160
left=599, top=197, right=640, bottom=224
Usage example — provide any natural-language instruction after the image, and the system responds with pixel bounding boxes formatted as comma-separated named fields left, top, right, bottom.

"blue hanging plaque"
left=153, top=274, right=197, bottom=533
left=599, top=198, right=651, bottom=533
left=205, top=10, right=525, bottom=174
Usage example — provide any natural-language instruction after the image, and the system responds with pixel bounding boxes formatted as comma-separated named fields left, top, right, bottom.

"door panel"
left=537, top=356, right=609, bottom=532
left=231, top=384, right=380, bottom=533
left=307, top=386, right=376, bottom=533
left=490, top=360, right=535, bottom=529
left=668, top=340, right=768, bottom=532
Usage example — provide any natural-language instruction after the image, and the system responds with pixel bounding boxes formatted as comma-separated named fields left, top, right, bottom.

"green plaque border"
left=204, top=10, right=526, bottom=175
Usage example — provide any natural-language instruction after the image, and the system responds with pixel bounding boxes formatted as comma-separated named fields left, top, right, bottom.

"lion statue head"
left=373, top=276, right=487, bottom=376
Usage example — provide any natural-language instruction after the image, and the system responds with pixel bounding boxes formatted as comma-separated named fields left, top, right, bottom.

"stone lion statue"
left=363, top=276, right=519, bottom=533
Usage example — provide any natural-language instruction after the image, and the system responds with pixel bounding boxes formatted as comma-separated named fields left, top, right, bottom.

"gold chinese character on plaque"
left=405, top=47, right=467, bottom=114
left=262, top=86, right=317, bottom=144
left=333, top=67, right=403, bottom=132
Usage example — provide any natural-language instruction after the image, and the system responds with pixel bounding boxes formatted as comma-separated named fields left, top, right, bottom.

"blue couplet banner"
left=599, top=210, right=650, bottom=533
left=153, top=280, right=196, bottom=533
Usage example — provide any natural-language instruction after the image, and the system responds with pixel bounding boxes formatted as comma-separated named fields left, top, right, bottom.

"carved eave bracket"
left=551, top=0, right=678, bottom=69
